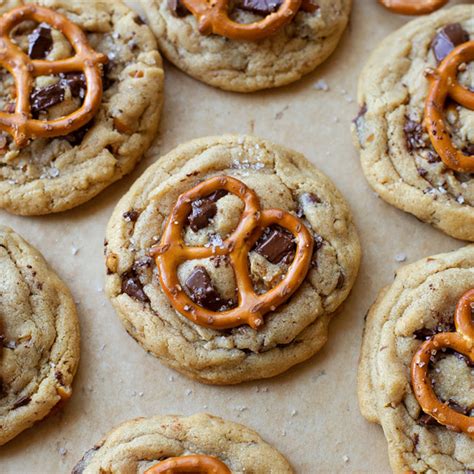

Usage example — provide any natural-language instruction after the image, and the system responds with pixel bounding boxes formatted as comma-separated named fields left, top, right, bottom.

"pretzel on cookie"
left=0, top=5, right=108, bottom=147
left=145, top=455, right=231, bottom=474
left=424, top=41, right=474, bottom=173
left=411, top=289, right=474, bottom=439
left=180, top=0, right=317, bottom=42
left=378, top=0, right=448, bottom=15
left=151, top=176, right=314, bottom=330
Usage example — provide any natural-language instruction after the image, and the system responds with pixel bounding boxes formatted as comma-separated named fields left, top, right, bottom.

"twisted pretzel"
left=424, top=41, right=474, bottom=173
left=180, top=0, right=316, bottom=41
left=411, top=289, right=474, bottom=438
left=0, top=5, right=108, bottom=147
left=378, top=0, right=448, bottom=15
left=151, top=176, right=314, bottom=330
left=145, top=455, right=231, bottom=473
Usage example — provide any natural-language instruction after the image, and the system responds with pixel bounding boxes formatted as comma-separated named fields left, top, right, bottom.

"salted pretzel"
left=411, top=288, right=474, bottom=439
left=0, top=5, right=108, bottom=147
left=424, top=41, right=474, bottom=173
left=180, top=0, right=317, bottom=42
left=378, top=0, right=448, bottom=15
left=145, top=455, right=231, bottom=474
left=151, top=176, right=314, bottom=330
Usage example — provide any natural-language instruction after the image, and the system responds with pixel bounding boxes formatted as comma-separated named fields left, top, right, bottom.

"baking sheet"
left=1, top=0, right=469, bottom=472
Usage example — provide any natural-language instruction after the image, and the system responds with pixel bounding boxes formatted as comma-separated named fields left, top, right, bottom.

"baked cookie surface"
left=0, top=226, right=80, bottom=446
left=352, top=5, right=474, bottom=241
left=72, top=413, right=293, bottom=473
left=104, top=135, right=360, bottom=384
left=140, top=0, right=351, bottom=92
left=0, top=0, right=164, bottom=215
left=358, top=245, right=474, bottom=473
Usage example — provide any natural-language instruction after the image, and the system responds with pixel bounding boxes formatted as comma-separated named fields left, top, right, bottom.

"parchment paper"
left=1, top=1, right=469, bottom=472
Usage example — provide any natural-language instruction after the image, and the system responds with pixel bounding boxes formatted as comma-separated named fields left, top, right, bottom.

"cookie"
left=0, top=226, right=80, bottom=446
left=105, top=135, right=360, bottom=384
left=140, top=0, right=351, bottom=92
left=72, top=413, right=293, bottom=473
left=0, top=0, right=164, bottom=215
left=352, top=5, right=474, bottom=241
left=358, top=245, right=474, bottom=473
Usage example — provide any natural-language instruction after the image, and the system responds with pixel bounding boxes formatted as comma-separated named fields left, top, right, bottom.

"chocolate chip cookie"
left=0, top=0, right=164, bottom=215
left=352, top=5, right=474, bottom=241
left=358, top=245, right=474, bottom=472
left=104, top=135, right=361, bottom=384
left=140, top=0, right=351, bottom=92
left=0, top=226, right=80, bottom=446
left=72, top=413, right=293, bottom=473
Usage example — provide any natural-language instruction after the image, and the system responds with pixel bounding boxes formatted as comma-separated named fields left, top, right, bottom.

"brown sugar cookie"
left=105, top=135, right=360, bottom=384
left=72, top=413, right=293, bottom=474
left=359, top=245, right=474, bottom=472
left=0, top=0, right=164, bottom=215
left=0, top=226, right=80, bottom=446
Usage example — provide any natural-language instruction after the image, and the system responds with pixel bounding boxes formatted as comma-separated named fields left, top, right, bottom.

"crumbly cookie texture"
left=358, top=245, right=474, bottom=473
left=0, top=226, right=80, bottom=446
left=352, top=5, right=474, bottom=241
left=0, top=0, right=164, bottom=215
left=72, top=413, right=293, bottom=474
left=105, top=135, right=360, bottom=384
left=140, top=0, right=351, bottom=92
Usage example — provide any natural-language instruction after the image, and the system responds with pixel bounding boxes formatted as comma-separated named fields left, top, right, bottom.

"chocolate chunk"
left=133, top=15, right=146, bottom=25
left=168, top=0, right=190, bottom=16
left=61, top=73, right=86, bottom=98
left=63, top=122, right=92, bottom=145
left=463, top=144, right=474, bottom=156
left=432, top=24, right=469, bottom=63
left=238, top=0, right=283, bottom=14
left=414, top=327, right=436, bottom=340
left=121, top=271, right=149, bottom=303
left=0, top=378, right=6, bottom=398
left=188, top=190, right=228, bottom=232
left=353, top=104, right=367, bottom=124
left=417, top=413, right=439, bottom=426
left=185, top=266, right=223, bottom=311
left=254, top=226, right=296, bottom=265
left=72, top=447, right=100, bottom=474
left=404, top=119, right=426, bottom=152
left=55, top=371, right=65, bottom=386
left=123, top=210, right=139, bottom=222
left=28, top=25, right=53, bottom=59
left=335, top=272, right=345, bottom=289
left=30, top=82, right=65, bottom=116
left=13, top=395, right=31, bottom=409
left=447, top=399, right=470, bottom=416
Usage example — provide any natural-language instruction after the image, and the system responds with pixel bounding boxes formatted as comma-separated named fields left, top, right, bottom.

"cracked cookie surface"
left=0, top=226, right=80, bottom=446
left=0, top=0, right=164, bottom=215
left=105, top=135, right=360, bottom=384
left=352, top=5, right=474, bottom=241
left=72, top=413, right=293, bottom=474
left=358, top=245, right=474, bottom=473
left=140, top=0, right=351, bottom=92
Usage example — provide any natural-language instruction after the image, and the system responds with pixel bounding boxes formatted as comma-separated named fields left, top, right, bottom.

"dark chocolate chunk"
left=63, top=122, right=92, bottom=145
left=414, top=327, right=436, bottom=340
left=185, top=266, right=223, bottom=311
left=121, top=271, right=149, bottom=303
left=336, top=272, right=345, bottom=289
left=30, top=82, right=65, bottom=116
left=447, top=399, right=470, bottom=416
left=28, top=25, right=53, bottom=59
left=0, top=378, right=6, bottom=397
left=238, top=0, right=283, bottom=14
left=463, top=144, right=474, bottom=156
left=61, top=73, right=87, bottom=98
left=432, top=23, right=469, bottom=63
left=133, top=15, right=146, bottom=25
left=254, top=226, right=296, bottom=265
left=404, top=119, right=426, bottom=152
left=417, top=413, right=439, bottom=426
left=168, top=0, right=190, bottom=17
left=72, top=447, right=100, bottom=474
left=188, top=190, right=228, bottom=232
left=13, top=395, right=31, bottom=409
left=55, top=371, right=65, bottom=386
left=123, top=210, right=139, bottom=222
